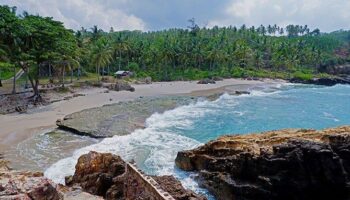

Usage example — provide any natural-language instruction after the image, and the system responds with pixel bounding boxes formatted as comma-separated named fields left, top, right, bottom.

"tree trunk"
left=0, top=67, right=2, bottom=87
left=19, top=62, right=40, bottom=99
left=49, top=62, right=52, bottom=77
left=12, top=66, right=16, bottom=94
left=119, top=50, right=121, bottom=70
left=97, top=66, right=100, bottom=82
left=62, top=65, right=65, bottom=88
left=70, top=68, right=73, bottom=83
left=77, top=67, right=81, bottom=80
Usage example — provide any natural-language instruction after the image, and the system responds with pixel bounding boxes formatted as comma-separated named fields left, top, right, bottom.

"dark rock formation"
left=67, top=151, right=206, bottom=200
left=175, top=126, right=350, bottom=200
left=198, top=79, right=216, bottom=84
left=235, top=91, right=250, bottom=95
left=290, top=76, right=350, bottom=86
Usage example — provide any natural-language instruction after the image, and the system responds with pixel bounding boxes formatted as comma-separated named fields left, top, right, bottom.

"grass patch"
left=292, top=72, right=313, bottom=80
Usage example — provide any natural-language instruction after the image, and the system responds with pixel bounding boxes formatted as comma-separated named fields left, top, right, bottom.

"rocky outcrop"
left=66, top=151, right=206, bottom=200
left=56, top=97, right=193, bottom=138
left=0, top=160, right=101, bottom=200
left=175, top=126, right=350, bottom=200
left=290, top=76, right=350, bottom=86
left=65, top=151, right=126, bottom=197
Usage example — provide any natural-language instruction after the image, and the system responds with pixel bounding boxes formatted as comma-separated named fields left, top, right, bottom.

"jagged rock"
left=67, top=151, right=206, bottom=200
left=197, top=79, right=216, bottom=84
left=0, top=166, right=62, bottom=200
left=152, top=175, right=207, bottom=200
left=175, top=126, right=350, bottom=200
left=109, top=80, right=135, bottom=92
left=65, top=151, right=126, bottom=198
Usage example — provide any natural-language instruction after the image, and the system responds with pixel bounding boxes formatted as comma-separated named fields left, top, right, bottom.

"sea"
left=44, top=83, right=350, bottom=199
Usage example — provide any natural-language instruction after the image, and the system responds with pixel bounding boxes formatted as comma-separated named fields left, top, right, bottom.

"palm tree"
left=57, top=55, right=80, bottom=87
left=114, top=37, right=130, bottom=71
left=91, top=37, right=113, bottom=82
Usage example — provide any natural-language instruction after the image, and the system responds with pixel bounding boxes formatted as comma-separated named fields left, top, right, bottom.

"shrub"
left=293, top=72, right=313, bottom=80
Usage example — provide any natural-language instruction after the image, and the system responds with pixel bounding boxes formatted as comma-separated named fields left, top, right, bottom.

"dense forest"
left=1, top=5, right=350, bottom=97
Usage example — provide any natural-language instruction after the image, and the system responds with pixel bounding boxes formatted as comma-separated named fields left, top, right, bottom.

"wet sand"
left=0, top=79, right=282, bottom=156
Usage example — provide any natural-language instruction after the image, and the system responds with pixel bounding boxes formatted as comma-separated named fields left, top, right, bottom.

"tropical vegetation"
left=1, top=5, right=350, bottom=98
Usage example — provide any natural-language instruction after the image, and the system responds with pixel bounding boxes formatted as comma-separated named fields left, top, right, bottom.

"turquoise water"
left=179, top=84, right=350, bottom=143
left=45, top=83, right=350, bottom=198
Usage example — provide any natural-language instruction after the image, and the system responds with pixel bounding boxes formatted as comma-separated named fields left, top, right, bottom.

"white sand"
left=0, top=79, right=280, bottom=152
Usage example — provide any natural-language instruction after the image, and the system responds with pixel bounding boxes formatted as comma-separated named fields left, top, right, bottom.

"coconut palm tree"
left=91, top=37, right=113, bottom=82
left=57, top=55, right=80, bottom=87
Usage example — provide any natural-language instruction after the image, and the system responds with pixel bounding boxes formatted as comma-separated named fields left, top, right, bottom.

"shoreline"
left=0, top=78, right=283, bottom=169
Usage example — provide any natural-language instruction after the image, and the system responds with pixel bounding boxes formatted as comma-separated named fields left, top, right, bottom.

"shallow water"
left=45, top=83, right=350, bottom=199
left=7, top=130, right=98, bottom=171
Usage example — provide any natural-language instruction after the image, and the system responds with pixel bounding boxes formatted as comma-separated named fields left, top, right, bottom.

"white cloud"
left=209, top=0, right=350, bottom=32
left=0, top=0, right=146, bottom=31
left=1, top=0, right=350, bottom=32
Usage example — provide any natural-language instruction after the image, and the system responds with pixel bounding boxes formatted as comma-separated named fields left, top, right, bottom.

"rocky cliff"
left=175, top=126, right=350, bottom=200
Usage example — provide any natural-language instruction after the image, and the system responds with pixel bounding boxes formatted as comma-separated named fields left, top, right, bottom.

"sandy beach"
left=0, top=78, right=280, bottom=154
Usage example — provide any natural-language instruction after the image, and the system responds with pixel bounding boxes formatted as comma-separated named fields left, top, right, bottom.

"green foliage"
left=2, top=4, right=350, bottom=84
left=293, top=72, right=313, bottom=80
left=0, top=62, right=16, bottom=79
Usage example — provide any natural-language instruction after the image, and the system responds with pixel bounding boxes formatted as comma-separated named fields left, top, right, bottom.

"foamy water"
left=45, top=83, right=350, bottom=198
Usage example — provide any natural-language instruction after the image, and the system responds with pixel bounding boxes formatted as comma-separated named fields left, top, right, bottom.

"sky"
left=1, top=0, right=350, bottom=32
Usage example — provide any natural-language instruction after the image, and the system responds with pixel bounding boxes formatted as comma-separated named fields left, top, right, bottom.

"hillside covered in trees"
left=1, top=4, right=350, bottom=95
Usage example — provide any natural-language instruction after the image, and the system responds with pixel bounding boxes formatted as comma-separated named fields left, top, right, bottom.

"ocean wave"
left=44, top=81, right=315, bottom=196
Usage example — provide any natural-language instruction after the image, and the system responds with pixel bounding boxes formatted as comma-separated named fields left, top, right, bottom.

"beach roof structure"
left=115, top=71, right=128, bottom=75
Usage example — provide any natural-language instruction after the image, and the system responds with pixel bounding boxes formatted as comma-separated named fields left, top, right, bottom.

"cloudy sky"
left=1, top=0, right=350, bottom=32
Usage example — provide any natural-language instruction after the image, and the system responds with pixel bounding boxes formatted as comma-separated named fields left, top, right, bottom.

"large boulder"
left=175, top=126, right=350, bottom=200
left=65, top=151, right=126, bottom=198
left=67, top=151, right=206, bottom=200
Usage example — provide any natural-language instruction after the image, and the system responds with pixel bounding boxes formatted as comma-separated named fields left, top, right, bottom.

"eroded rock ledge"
left=175, top=126, right=350, bottom=200
left=56, top=97, right=193, bottom=138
